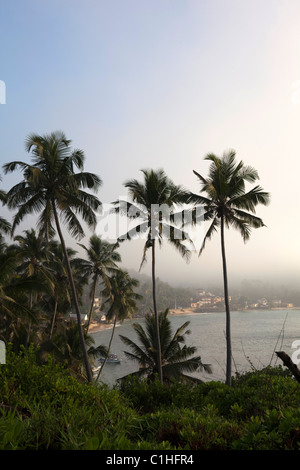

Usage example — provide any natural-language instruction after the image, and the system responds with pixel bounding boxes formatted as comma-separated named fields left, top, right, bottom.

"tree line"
left=0, top=131, right=270, bottom=386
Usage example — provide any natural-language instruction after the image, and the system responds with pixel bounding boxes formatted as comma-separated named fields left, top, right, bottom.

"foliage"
left=3, top=131, right=103, bottom=382
left=119, top=309, right=211, bottom=383
left=133, top=274, right=195, bottom=316
left=187, top=150, right=270, bottom=386
left=1, top=348, right=300, bottom=450
left=96, top=269, right=141, bottom=380
left=76, top=234, right=121, bottom=330
left=113, top=168, right=193, bottom=383
left=0, top=346, right=140, bottom=449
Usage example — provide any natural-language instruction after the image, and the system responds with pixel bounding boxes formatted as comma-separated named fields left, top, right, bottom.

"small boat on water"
left=92, top=365, right=102, bottom=375
left=99, top=354, right=121, bottom=364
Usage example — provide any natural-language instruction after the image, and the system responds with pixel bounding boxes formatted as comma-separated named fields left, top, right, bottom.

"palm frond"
left=229, top=185, right=270, bottom=211
left=119, top=310, right=211, bottom=382
left=199, top=216, right=219, bottom=255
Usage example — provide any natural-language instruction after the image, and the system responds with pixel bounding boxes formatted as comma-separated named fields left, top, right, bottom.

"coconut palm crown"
left=76, top=234, right=121, bottom=331
left=3, top=131, right=102, bottom=240
left=119, top=309, right=212, bottom=383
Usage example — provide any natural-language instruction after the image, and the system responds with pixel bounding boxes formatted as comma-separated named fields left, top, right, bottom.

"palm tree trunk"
left=220, top=214, right=232, bottom=386
left=50, top=296, right=58, bottom=339
left=52, top=201, right=93, bottom=383
left=96, top=313, right=118, bottom=381
left=87, top=275, right=97, bottom=333
left=152, top=240, right=163, bottom=383
left=25, top=293, right=33, bottom=348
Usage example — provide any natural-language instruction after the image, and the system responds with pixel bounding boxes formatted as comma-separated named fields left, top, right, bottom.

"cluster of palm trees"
left=0, top=131, right=270, bottom=386
left=0, top=132, right=139, bottom=382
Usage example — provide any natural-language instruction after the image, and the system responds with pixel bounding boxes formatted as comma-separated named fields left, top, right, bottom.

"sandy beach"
left=87, top=309, right=196, bottom=334
left=88, top=321, right=115, bottom=334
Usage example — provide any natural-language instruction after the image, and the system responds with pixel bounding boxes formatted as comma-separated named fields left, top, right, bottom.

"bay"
left=91, top=309, right=300, bottom=386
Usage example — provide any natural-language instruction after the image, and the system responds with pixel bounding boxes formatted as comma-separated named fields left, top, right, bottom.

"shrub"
left=0, top=346, right=141, bottom=449
left=1, top=346, right=300, bottom=450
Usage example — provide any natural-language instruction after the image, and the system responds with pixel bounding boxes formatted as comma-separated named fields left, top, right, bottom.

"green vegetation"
left=76, top=234, right=121, bottom=332
left=1, top=346, right=300, bottom=450
left=119, top=309, right=211, bottom=383
left=187, top=150, right=270, bottom=385
left=3, top=131, right=102, bottom=382
left=3, top=132, right=294, bottom=451
left=97, top=269, right=142, bottom=381
left=113, top=169, right=192, bottom=383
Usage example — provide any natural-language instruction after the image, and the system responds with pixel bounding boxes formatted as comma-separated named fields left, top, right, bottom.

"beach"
left=88, top=321, right=114, bottom=333
left=88, top=305, right=299, bottom=334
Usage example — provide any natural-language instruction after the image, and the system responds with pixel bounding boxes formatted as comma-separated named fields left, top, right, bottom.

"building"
left=68, top=313, right=88, bottom=324
left=191, top=295, right=231, bottom=308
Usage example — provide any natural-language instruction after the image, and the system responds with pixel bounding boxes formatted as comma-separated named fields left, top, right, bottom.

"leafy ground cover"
left=1, top=346, right=300, bottom=450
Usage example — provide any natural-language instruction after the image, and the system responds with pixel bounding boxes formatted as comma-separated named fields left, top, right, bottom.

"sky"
left=0, top=0, right=300, bottom=291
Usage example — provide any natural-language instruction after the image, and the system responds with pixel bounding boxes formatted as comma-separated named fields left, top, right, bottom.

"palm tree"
left=44, top=241, right=77, bottom=338
left=112, top=168, right=191, bottom=383
left=187, top=150, right=270, bottom=386
left=96, top=269, right=142, bottom=381
left=9, top=228, right=55, bottom=299
left=3, top=131, right=102, bottom=382
left=0, top=176, right=11, bottom=235
left=76, top=234, right=121, bottom=332
left=38, top=323, right=108, bottom=380
left=0, top=247, right=45, bottom=350
left=119, top=309, right=212, bottom=383
left=8, top=228, right=55, bottom=346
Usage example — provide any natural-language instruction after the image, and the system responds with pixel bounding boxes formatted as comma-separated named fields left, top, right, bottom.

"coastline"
left=88, top=321, right=115, bottom=334
left=89, top=306, right=300, bottom=334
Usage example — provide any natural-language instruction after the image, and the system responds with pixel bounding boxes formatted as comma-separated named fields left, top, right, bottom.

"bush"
left=116, top=375, right=193, bottom=412
left=1, top=346, right=300, bottom=450
left=0, top=346, right=143, bottom=449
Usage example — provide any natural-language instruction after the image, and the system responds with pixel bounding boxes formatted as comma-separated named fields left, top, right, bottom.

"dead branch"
left=275, top=351, right=300, bottom=383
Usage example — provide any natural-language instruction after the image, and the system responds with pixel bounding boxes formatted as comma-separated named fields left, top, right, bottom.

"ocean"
left=91, top=309, right=300, bottom=386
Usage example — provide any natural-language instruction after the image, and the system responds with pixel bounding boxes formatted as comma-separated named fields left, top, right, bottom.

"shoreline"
left=88, top=322, right=115, bottom=334
left=88, top=307, right=300, bottom=334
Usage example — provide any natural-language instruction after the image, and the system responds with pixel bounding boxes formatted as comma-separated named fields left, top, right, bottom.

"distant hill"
left=80, top=269, right=196, bottom=318
left=127, top=269, right=195, bottom=317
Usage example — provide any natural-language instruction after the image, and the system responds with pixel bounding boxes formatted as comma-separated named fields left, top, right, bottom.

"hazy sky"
left=1, top=0, right=300, bottom=290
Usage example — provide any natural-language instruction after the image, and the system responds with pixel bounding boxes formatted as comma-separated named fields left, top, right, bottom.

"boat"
left=99, top=354, right=121, bottom=364
left=92, top=365, right=102, bottom=375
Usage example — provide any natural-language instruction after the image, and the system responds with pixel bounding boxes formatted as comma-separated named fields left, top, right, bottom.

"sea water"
left=91, top=309, right=300, bottom=386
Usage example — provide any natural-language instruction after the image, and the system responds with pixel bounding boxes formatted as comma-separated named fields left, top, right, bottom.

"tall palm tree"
left=0, top=176, right=11, bottom=235
left=119, top=309, right=212, bottom=383
left=44, top=241, right=78, bottom=338
left=112, top=168, right=191, bottom=383
left=3, top=131, right=102, bottom=382
left=76, top=234, right=121, bottom=332
left=96, top=269, right=142, bottom=381
left=187, top=150, right=270, bottom=386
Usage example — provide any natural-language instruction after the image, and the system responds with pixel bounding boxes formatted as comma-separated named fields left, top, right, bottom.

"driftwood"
left=275, top=351, right=300, bottom=383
